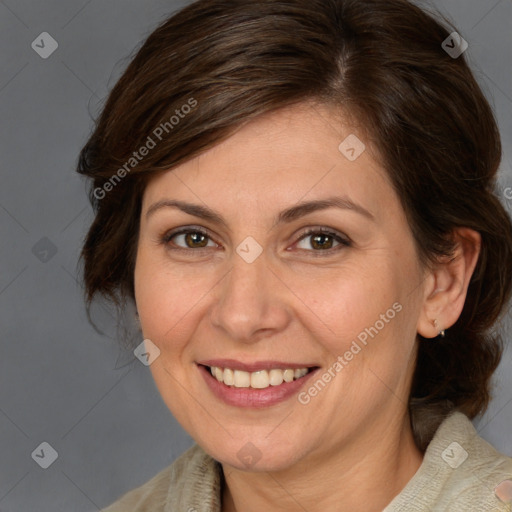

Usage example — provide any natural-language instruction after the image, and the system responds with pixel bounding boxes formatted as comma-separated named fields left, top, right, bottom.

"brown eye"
left=162, top=228, right=216, bottom=250
left=294, top=228, right=351, bottom=254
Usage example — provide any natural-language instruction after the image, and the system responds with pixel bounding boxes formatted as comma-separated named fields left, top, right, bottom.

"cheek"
left=302, top=260, right=417, bottom=402
left=288, top=259, right=401, bottom=351
left=133, top=248, right=207, bottom=345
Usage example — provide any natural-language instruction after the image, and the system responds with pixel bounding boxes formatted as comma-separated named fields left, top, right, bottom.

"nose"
left=209, top=250, right=291, bottom=343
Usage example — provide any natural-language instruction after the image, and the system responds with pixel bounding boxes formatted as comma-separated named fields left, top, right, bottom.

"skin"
left=134, top=101, right=481, bottom=511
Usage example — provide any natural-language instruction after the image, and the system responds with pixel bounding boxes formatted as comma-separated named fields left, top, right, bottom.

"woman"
left=77, top=0, right=512, bottom=510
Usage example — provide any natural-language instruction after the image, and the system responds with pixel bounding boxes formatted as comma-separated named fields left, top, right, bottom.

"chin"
left=201, top=435, right=309, bottom=473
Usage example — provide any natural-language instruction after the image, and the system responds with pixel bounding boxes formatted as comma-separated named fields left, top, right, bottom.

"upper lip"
left=197, top=359, right=319, bottom=372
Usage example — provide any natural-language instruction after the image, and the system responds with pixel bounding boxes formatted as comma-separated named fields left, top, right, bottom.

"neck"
left=221, top=412, right=424, bottom=512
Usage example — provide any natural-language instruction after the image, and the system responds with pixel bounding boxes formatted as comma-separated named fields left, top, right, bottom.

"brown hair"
left=76, top=0, right=512, bottom=450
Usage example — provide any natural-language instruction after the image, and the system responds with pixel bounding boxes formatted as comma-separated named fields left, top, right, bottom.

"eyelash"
left=159, top=225, right=351, bottom=257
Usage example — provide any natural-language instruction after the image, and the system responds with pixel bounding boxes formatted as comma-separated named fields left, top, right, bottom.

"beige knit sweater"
left=102, top=412, right=512, bottom=511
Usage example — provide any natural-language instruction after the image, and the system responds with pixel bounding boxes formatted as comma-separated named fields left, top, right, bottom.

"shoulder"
left=439, top=412, right=512, bottom=510
left=102, top=444, right=221, bottom=512
left=385, top=411, right=512, bottom=511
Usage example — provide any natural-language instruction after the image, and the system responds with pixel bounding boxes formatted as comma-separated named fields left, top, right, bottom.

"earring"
left=433, top=319, right=446, bottom=338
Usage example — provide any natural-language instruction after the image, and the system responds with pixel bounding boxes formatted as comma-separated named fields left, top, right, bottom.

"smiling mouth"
left=203, top=365, right=317, bottom=389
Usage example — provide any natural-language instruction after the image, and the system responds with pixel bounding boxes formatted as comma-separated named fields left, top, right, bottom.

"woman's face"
left=134, top=102, right=427, bottom=471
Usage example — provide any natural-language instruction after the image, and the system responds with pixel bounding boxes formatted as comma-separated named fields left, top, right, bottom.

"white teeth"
left=234, top=370, right=250, bottom=388
left=223, top=368, right=234, bottom=386
left=214, top=367, right=224, bottom=382
left=250, top=370, right=269, bottom=389
left=283, top=369, right=294, bottom=382
left=269, top=369, right=284, bottom=386
left=208, top=366, right=311, bottom=389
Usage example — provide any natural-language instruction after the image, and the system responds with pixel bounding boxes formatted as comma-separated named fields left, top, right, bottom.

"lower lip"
left=198, top=364, right=319, bottom=408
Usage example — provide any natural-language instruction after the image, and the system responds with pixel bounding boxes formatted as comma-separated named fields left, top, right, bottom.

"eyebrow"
left=145, top=196, right=374, bottom=228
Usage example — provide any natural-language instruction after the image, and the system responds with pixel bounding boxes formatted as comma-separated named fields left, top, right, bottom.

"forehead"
left=141, top=102, right=394, bottom=219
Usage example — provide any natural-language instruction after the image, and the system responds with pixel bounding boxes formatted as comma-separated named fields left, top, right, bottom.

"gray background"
left=0, top=0, right=511, bottom=510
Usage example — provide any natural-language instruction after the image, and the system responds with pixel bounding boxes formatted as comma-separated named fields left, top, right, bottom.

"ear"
left=417, top=228, right=481, bottom=338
